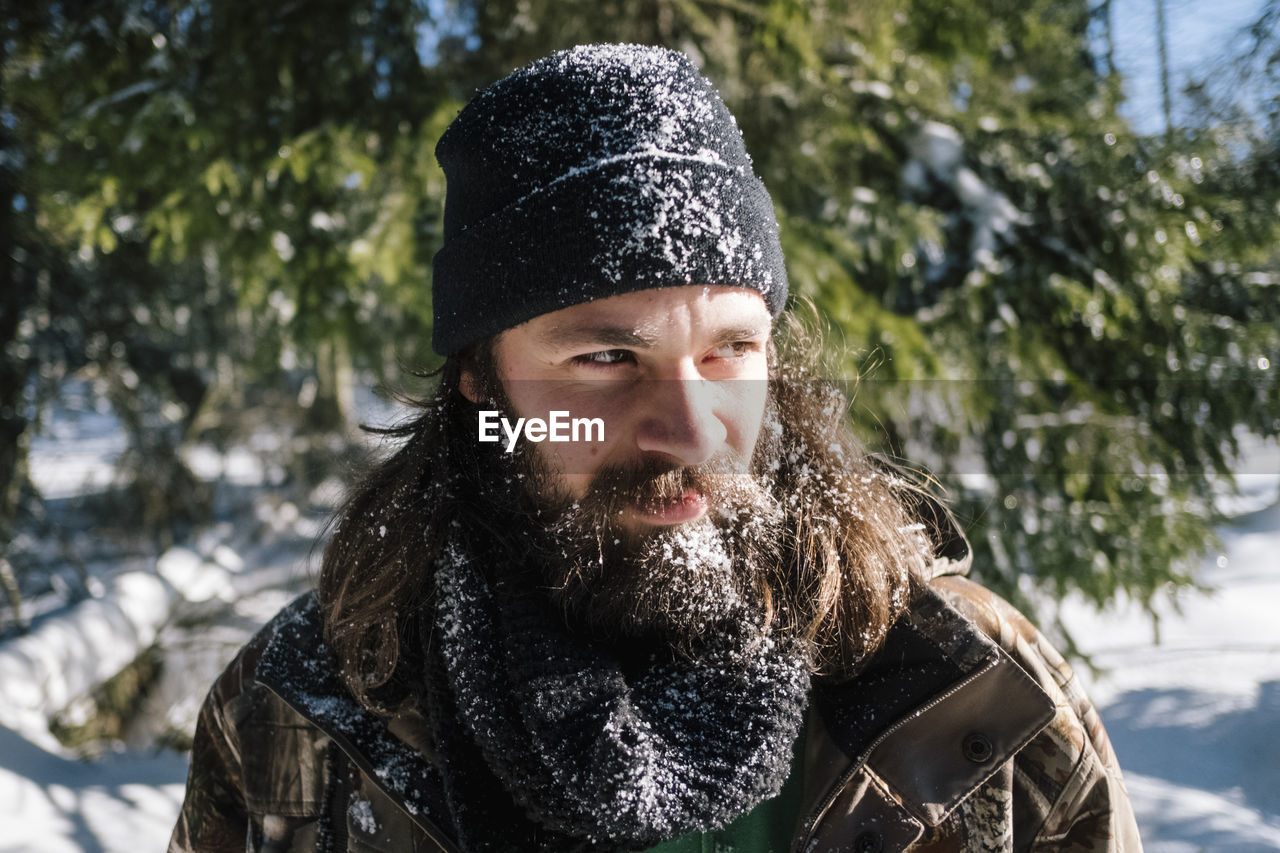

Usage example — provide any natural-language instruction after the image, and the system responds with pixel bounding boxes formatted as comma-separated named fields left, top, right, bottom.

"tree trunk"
left=306, top=336, right=355, bottom=434
left=1101, top=0, right=1116, bottom=77
left=0, top=558, right=24, bottom=635
left=0, top=50, right=31, bottom=633
left=1155, top=0, right=1174, bottom=139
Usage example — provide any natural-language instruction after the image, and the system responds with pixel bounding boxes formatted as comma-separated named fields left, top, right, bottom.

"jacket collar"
left=798, top=585, right=1055, bottom=845
left=250, top=578, right=1053, bottom=849
left=250, top=595, right=458, bottom=847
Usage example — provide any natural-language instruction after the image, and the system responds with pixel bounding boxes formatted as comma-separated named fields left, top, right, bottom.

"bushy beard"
left=541, top=455, right=785, bottom=648
left=480, top=405, right=787, bottom=651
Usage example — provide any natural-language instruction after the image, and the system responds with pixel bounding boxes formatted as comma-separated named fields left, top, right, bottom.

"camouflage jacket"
left=169, top=575, right=1143, bottom=853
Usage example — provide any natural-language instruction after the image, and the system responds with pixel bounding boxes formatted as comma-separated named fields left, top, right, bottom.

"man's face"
left=466, top=285, right=773, bottom=531
left=461, top=285, right=779, bottom=643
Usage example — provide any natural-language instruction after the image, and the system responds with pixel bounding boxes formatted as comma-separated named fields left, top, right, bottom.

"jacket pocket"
left=240, top=720, right=329, bottom=818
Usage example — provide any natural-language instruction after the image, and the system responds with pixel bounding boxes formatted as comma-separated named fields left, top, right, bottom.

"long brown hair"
left=318, top=315, right=939, bottom=712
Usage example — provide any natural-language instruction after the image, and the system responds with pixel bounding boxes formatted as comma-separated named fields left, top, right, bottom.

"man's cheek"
left=557, top=405, right=637, bottom=478
left=508, top=382, right=630, bottom=432
left=717, top=381, right=769, bottom=456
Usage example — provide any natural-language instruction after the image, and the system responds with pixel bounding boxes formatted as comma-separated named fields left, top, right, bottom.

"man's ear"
left=458, top=340, right=498, bottom=404
left=459, top=365, right=482, bottom=404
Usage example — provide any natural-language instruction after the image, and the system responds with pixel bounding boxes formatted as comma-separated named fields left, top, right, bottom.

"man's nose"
left=634, top=372, right=727, bottom=467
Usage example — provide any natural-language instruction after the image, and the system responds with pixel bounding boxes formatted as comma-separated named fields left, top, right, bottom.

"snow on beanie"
left=430, top=43, right=789, bottom=356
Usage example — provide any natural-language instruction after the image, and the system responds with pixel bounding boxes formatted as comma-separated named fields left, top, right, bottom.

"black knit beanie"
left=430, top=43, right=789, bottom=356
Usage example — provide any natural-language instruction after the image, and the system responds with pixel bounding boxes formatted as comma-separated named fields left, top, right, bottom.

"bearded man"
left=170, top=44, right=1142, bottom=853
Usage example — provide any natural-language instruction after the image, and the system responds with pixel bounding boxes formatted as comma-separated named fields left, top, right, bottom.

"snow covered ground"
left=1055, top=443, right=1280, bottom=853
left=1, top=400, right=1277, bottom=852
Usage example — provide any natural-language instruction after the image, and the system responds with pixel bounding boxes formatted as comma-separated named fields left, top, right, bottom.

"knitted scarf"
left=422, top=533, right=810, bottom=853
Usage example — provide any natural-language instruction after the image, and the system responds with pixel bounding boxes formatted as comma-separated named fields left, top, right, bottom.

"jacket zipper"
left=790, top=654, right=1001, bottom=853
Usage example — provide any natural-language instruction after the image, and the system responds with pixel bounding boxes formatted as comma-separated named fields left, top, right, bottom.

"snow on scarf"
left=423, top=534, right=810, bottom=852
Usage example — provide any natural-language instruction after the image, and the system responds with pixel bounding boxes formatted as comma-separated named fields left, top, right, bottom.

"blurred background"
left=1, top=0, right=1278, bottom=850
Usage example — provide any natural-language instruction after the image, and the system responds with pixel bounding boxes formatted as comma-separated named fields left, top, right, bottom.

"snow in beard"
left=543, top=459, right=786, bottom=643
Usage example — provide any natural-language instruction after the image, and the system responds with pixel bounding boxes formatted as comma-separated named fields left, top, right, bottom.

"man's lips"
left=630, top=489, right=708, bottom=524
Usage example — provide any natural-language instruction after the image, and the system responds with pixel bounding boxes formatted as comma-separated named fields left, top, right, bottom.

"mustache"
left=576, top=455, right=756, bottom=513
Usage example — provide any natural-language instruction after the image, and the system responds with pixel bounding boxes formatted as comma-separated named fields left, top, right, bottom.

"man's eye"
left=711, top=341, right=758, bottom=359
left=574, top=349, right=634, bottom=367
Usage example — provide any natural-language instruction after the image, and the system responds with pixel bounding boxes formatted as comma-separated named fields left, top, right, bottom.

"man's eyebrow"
left=538, top=324, right=659, bottom=348
left=711, top=326, right=769, bottom=344
left=540, top=323, right=770, bottom=349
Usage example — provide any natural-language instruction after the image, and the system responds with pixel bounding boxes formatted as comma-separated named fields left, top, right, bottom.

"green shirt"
left=642, top=727, right=806, bottom=853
